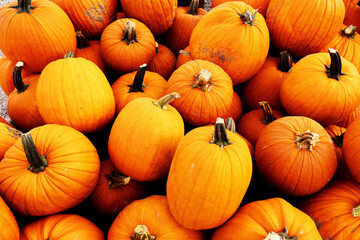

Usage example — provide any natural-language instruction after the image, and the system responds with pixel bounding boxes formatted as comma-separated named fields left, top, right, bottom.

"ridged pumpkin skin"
left=20, top=214, right=105, bottom=240
left=0, top=195, right=19, bottom=240
left=165, top=60, right=234, bottom=126
left=0, top=0, right=76, bottom=73
left=337, top=104, right=360, bottom=128
left=100, top=18, right=156, bottom=73
left=225, top=91, right=243, bottom=124
left=343, top=119, right=360, bottom=182
left=120, top=0, right=177, bottom=35
left=255, top=116, right=337, bottom=196
left=36, top=53, right=115, bottom=133
left=211, top=198, right=322, bottom=240
left=299, top=180, right=360, bottom=239
left=344, top=3, right=360, bottom=31
left=211, top=0, right=270, bottom=16
left=0, top=124, right=101, bottom=216
left=176, top=46, right=193, bottom=69
left=108, top=195, right=205, bottom=240
left=148, top=44, right=176, bottom=80
left=167, top=121, right=253, bottom=230
left=0, top=123, right=22, bottom=160
left=266, top=0, right=345, bottom=57
left=108, top=94, right=184, bottom=182
left=190, top=2, right=270, bottom=85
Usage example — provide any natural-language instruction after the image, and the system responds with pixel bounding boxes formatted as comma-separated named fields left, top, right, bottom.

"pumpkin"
left=211, top=0, right=270, bottom=17
left=20, top=214, right=105, bottom=239
left=211, top=198, right=322, bottom=239
left=337, top=104, right=360, bottom=128
left=223, top=91, right=243, bottom=124
left=108, top=92, right=184, bottom=182
left=111, top=63, right=167, bottom=115
left=240, top=51, right=293, bottom=112
left=280, top=49, right=360, bottom=126
left=343, top=0, right=359, bottom=10
left=36, top=51, right=115, bottom=133
left=266, top=0, right=345, bottom=57
left=0, top=0, right=77, bottom=73
left=0, top=123, right=22, bottom=160
left=225, top=117, right=254, bottom=157
left=343, top=119, right=360, bottom=182
left=255, top=116, right=337, bottom=196
left=237, top=101, right=285, bottom=147
left=165, top=0, right=207, bottom=55
left=120, top=0, right=177, bottom=35
left=89, top=159, right=149, bottom=218
left=167, top=118, right=253, bottom=229
left=190, top=1, right=270, bottom=85
left=165, top=60, right=234, bottom=126
left=176, top=46, right=193, bottom=69
left=7, top=62, right=45, bottom=132
left=299, top=180, right=360, bottom=239
left=0, top=195, right=19, bottom=240
left=100, top=18, right=156, bottom=73
left=148, top=43, right=176, bottom=80
left=0, top=124, right=100, bottom=216
left=344, top=1, right=360, bottom=30
left=117, top=11, right=126, bottom=19
left=108, top=195, right=205, bottom=239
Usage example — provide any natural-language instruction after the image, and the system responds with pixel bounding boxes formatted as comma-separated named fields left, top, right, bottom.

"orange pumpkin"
left=344, top=2, right=360, bottom=30
left=148, top=43, right=176, bottom=80
left=0, top=123, right=22, bottom=160
left=167, top=118, right=253, bottom=229
left=211, top=0, right=270, bottom=16
left=337, top=104, right=360, bottom=128
left=225, top=117, right=254, bottom=157
left=223, top=91, right=243, bottom=124
left=176, top=46, right=193, bottom=69
left=0, top=124, right=100, bottom=216
left=343, top=119, right=360, bottom=182
left=0, top=195, right=19, bottom=240
left=0, top=0, right=76, bottom=73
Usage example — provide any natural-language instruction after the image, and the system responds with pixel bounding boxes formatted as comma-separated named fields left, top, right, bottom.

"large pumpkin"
left=0, top=195, right=19, bottom=240
left=0, top=124, right=100, bottom=216
left=211, top=0, right=270, bottom=16
left=167, top=118, right=253, bottom=230
left=0, top=0, right=76, bottom=73
left=190, top=1, right=270, bottom=85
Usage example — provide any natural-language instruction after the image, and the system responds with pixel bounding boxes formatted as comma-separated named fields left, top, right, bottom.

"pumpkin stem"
left=105, top=170, right=131, bottom=190
left=13, top=61, right=29, bottom=94
left=64, top=51, right=76, bottom=59
left=238, top=9, right=258, bottom=26
left=278, top=51, right=293, bottom=72
left=130, top=225, right=156, bottom=240
left=21, top=132, right=48, bottom=173
left=210, top=118, right=232, bottom=148
left=128, top=64, right=147, bottom=93
left=179, top=50, right=191, bottom=56
left=153, top=92, right=180, bottom=110
left=341, top=25, right=357, bottom=39
left=225, top=118, right=236, bottom=133
left=191, top=69, right=214, bottom=91
left=331, top=132, right=345, bottom=148
left=188, top=0, right=199, bottom=15
left=10, top=0, right=35, bottom=13
left=325, top=48, right=345, bottom=81
left=353, top=205, right=360, bottom=217
left=155, top=42, right=159, bottom=53
left=121, top=20, right=139, bottom=45
left=264, top=228, right=297, bottom=240
left=76, top=31, right=89, bottom=49
left=260, top=101, right=276, bottom=125
left=295, top=129, right=320, bottom=151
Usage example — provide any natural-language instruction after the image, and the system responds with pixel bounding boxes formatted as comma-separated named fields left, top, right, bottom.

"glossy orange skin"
left=148, top=44, right=176, bottom=80
left=190, top=2, right=270, bottom=85
left=120, top=0, right=177, bottom=35
left=90, top=159, right=149, bottom=217
left=0, top=0, right=76, bottom=73
left=167, top=124, right=253, bottom=230
left=266, top=0, right=345, bottom=57
left=100, top=18, right=156, bottom=73
left=211, top=198, right=322, bottom=239
left=0, top=195, right=19, bottom=240
left=76, top=40, right=109, bottom=75
left=299, top=180, right=360, bottom=239
left=255, top=116, right=337, bottom=196
left=344, top=2, right=360, bottom=30
left=224, top=91, right=243, bottom=124
left=108, top=97, right=184, bottom=182
left=343, top=119, right=360, bottom=182
left=211, top=0, right=270, bottom=16
left=337, top=104, right=360, bottom=128
left=20, top=214, right=104, bottom=240
left=280, top=52, right=360, bottom=126
left=176, top=46, right=193, bottom=69
left=0, top=123, right=22, bottom=160
left=165, top=60, right=234, bottom=126
left=0, top=124, right=101, bottom=216
left=108, top=195, right=205, bottom=239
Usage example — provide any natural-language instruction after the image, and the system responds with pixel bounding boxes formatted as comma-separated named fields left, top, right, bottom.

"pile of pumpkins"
left=0, top=0, right=360, bottom=239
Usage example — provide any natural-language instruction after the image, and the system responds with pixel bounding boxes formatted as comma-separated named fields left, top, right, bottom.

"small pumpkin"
left=148, top=43, right=176, bottom=80
left=176, top=46, right=193, bottom=69
left=344, top=2, right=360, bottom=30
left=0, top=195, right=19, bottom=240
left=223, top=91, right=243, bottom=124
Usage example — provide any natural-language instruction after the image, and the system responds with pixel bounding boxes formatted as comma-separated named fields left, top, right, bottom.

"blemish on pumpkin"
left=196, top=43, right=235, bottom=65
left=84, top=0, right=107, bottom=23
left=5, top=125, right=21, bottom=140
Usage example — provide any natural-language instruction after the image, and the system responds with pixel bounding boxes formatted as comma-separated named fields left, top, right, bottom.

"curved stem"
left=225, top=118, right=236, bottom=133
left=187, top=0, right=199, bottom=15
left=105, top=170, right=131, bottom=189
left=264, top=228, right=297, bottom=240
left=10, top=0, right=35, bottom=13
left=341, top=25, right=357, bottom=39
left=210, top=118, right=232, bottom=148
left=64, top=51, right=76, bottom=59
left=130, top=225, right=155, bottom=240
left=121, top=20, right=139, bottom=45
left=325, top=48, right=345, bottom=81
left=238, top=9, right=258, bottom=26
left=21, top=133, right=48, bottom=173
left=260, top=101, right=276, bottom=125
left=152, top=92, right=180, bottom=110
left=295, top=129, right=320, bottom=151
left=179, top=50, right=191, bottom=56
left=278, top=51, right=293, bottom=72
left=191, top=69, right=214, bottom=91
left=13, top=61, right=29, bottom=94
left=331, top=132, right=344, bottom=148
left=76, top=31, right=89, bottom=49
left=128, top=64, right=147, bottom=93
left=353, top=205, right=360, bottom=217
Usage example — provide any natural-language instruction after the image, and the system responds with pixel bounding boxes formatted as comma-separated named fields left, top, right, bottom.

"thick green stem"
left=10, top=0, right=35, bottom=13
left=331, top=132, right=344, bottom=148
left=128, top=64, right=147, bottom=93
left=76, top=31, right=88, bottom=49
left=188, top=0, right=199, bottom=15
left=238, top=9, right=258, bottom=26
left=191, top=69, right=214, bottom=91
left=153, top=92, right=180, bottom=110
left=130, top=225, right=156, bottom=240
left=64, top=51, right=75, bottom=59
left=210, top=118, right=232, bottom=148
left=225, top=118, right=236, bottom=133
left=341, top=25, right=357, bottom=39
left=121, top=20, right=139, bottom=45
left=278, top=51, right=293, bottom=72
left=13, top=61, right=29, bottom=94
left=325, top=48, right=345, bottom=81
left=294, top=129, right=320, bottom=151
left=21, top=133, right=48, bottom=173
left=105, top=170, right=131, bottom=190
left=260, top=101, right=276, bottom=125
left=264, top=228, right=297, bottom=240
left=353, top=205, right=360, bottom=217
